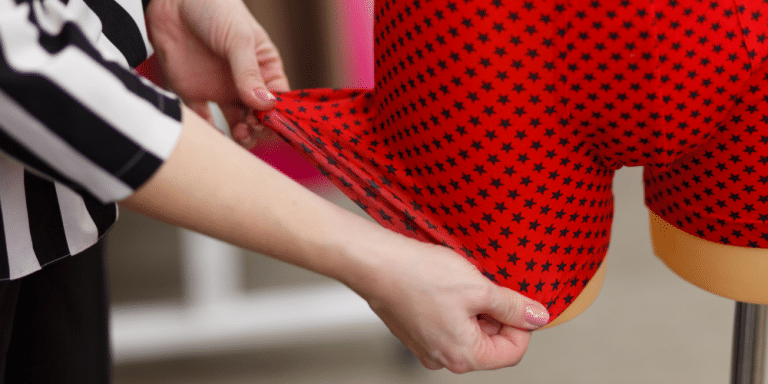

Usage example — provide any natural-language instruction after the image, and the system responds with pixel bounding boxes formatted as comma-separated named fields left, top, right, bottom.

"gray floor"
left=109, top=166, right=740, bottom=383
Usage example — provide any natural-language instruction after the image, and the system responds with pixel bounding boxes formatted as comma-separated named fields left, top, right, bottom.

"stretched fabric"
left=256, top=0, right=768, bottom=321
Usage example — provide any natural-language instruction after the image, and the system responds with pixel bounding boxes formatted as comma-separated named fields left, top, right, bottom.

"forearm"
left=121, top=106, right=547, bottom=372
left=120, top=106, right=384, bottom=286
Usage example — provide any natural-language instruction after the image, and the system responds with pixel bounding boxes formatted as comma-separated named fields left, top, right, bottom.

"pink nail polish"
left=525, top=304, right=549, bottom=328
left=254, top=89, right=276, bottom=103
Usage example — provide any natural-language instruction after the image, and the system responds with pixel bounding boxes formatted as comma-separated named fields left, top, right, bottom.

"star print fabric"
left=254, top=0, right=768, bottom=321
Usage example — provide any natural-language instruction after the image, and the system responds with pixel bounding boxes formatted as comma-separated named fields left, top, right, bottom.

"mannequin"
left=650, top=211, right=768, bottom=304
left=540, top=260, right=607, bottom=329
left=254, top=0, right=768, bottom=326
left=547, top=208, right=768, bottom=329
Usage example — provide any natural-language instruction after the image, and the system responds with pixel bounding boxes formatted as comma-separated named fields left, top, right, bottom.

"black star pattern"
left=256, top=0, right=768, bottom=321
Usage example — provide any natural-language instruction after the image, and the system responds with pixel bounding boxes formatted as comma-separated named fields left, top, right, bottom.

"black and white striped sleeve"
left=0, top=0, right=182, bottom=204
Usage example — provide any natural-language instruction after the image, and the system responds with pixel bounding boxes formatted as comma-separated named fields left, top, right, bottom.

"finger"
left=220, top=104, right=258, bottom=149
left=245, top=110, right=262, bottom=128
left=231, top=122, right=257, bottom=149
left=477, top=314, right=503, bottom=336
left=247, top=122, right=272, bottom=144
left=471, top=326, right=532, bottom=370
left=246, top=111, right=278, bottom=143
left=187, top=101, right=216, bottom=126
left=418, top=356, right=443, bottom=371
left=259, top=52, right=291, bottom=92
left=228, top=42, right=277, bottom=111
left=219, top=103, right=248, bottom=131
left=481, top=286, right=550, bottom=331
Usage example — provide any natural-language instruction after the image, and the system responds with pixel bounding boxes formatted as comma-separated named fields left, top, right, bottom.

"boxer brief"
left=255, top=0, right=768, bottom=321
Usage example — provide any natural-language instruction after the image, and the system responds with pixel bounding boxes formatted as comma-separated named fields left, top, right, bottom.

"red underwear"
left=254, top=0, right=768, bottom=321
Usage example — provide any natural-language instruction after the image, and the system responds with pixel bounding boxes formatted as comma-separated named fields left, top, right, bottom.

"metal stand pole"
left=731, top=302, right=768, bottom=384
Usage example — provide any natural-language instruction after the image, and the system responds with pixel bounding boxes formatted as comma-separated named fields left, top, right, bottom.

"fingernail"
left=254, top=89, right=276, bottom=103
left=525, top=303, right=550, bottom=328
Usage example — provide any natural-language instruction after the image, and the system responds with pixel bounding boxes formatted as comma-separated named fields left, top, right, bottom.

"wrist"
left=327, top=217, right=412, bottom=300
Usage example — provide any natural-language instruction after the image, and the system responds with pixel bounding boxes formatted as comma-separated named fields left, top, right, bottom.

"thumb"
left=482, top=286, right=549, bottom=331
left=228, top=44, right=277, bottom=111
left=461, top=287, right=547, bottom=370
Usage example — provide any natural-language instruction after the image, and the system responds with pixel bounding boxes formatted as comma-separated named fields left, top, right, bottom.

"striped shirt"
left=0, top=0, right=182, bottom=280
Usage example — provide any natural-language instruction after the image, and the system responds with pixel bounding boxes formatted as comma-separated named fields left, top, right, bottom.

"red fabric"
left=254, top=0, right=768, bottom=322
left=135, top=54, right=166, bottom=89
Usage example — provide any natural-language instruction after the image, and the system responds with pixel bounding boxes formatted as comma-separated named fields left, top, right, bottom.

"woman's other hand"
left=146, top=0, right=289, bottom=149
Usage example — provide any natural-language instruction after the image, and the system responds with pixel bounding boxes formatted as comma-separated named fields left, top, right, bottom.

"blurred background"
left=110, top=1, right=742, bottom=383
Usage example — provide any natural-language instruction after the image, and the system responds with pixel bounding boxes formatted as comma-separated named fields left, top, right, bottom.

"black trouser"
left=0, top=242, right=111, bottom=383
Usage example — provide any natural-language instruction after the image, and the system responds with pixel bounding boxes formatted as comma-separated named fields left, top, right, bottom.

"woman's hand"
left=123, top=107, right=549, bottom=373
left=346, top=232, right=550, bottom=373
left=145, top=0, right=289, bottom=148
